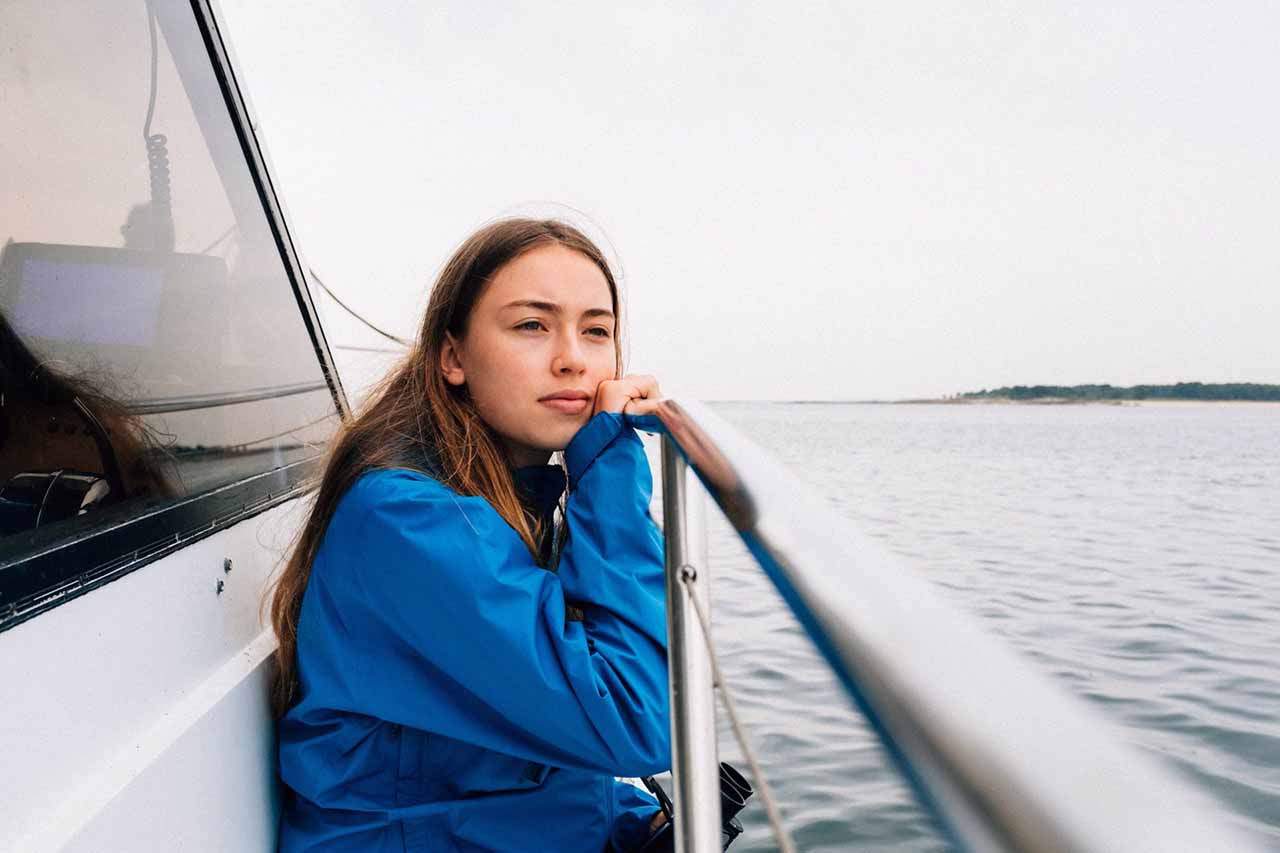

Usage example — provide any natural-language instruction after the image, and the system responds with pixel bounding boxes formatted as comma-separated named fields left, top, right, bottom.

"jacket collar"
left=513, top=463, right=566, bottom=521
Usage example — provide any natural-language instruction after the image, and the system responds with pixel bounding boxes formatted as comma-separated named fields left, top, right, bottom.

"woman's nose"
left=551, top=333, right=586, bottom=375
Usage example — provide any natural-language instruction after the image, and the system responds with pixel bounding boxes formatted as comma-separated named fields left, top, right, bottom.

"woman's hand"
left=593, top=374, right=662, bottom=417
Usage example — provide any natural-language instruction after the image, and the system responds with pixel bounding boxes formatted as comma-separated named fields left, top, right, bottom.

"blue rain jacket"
left=277, top=412, right=670, bottom=852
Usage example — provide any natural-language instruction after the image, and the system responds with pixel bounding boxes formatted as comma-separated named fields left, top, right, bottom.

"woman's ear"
left=440, top=332, right=466, bottom=387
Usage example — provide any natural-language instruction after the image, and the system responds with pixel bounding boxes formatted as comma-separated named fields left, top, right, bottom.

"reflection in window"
left=0, top=2, right=339, bottom=568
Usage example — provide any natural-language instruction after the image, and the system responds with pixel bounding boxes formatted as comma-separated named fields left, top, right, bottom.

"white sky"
left=217, top=1, right=1278, bottom=402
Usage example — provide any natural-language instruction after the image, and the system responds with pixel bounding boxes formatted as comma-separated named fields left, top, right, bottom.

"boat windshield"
left=0, top=0, right=341, bottom=615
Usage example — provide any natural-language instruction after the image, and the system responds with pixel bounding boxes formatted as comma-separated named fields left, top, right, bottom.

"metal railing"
left=628, top=400, right=1261, bottom=853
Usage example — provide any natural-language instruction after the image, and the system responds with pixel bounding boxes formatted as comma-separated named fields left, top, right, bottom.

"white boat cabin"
left=0, top=2, right=346, bottom=849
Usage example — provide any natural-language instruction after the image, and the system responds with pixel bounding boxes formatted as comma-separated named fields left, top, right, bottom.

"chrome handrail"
left=631, top=400, right=1260, bottom=853
left=660, top=443, right=723, bottom=851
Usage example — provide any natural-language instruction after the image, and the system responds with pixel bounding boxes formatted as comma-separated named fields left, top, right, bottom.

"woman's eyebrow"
left=501, top=299, right=614, bottom=320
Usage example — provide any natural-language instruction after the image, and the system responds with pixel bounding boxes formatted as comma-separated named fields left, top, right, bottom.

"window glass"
left=0, top=2, right=339, bottom=574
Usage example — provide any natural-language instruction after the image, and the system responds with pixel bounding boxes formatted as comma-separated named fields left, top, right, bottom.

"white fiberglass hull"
left=0, top=498, right=306, bottom=852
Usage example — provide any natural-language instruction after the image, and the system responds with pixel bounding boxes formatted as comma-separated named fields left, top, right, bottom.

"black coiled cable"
left=145, top=132, right=172, bottom=226
left=141, top=1, right=174, bottom=251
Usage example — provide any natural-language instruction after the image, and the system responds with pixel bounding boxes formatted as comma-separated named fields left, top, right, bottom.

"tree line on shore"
left=960, top=383, right=1280, bottom=401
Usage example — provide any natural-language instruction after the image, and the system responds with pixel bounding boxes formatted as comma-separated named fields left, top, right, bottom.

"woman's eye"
left=586, top=327, right=612, bottom=338
left=516, top=320, right=546, bottom=332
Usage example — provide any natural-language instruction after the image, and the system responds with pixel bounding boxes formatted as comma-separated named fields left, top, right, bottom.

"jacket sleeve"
left=308, top=411, right=670, bottom=777
left=609, top=779, right=662, bottom=852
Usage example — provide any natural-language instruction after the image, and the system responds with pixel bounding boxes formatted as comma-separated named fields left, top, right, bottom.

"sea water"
left=648, top=402, right=1280, bottom=851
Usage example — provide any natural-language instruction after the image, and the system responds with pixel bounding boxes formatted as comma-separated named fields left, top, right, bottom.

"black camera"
left=635, top=762, right=753, bottom=852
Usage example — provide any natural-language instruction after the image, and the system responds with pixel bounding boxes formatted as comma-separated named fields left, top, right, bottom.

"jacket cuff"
left=564, top=411, right=624, bottom=490
left=609, top=780, right=662, bottom=852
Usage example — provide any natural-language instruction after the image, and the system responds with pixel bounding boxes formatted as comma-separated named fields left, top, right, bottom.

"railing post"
left=660, top=436, right=722, bottom=852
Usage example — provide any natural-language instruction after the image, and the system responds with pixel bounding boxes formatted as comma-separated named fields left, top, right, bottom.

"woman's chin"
left=547, top=425, right=583, bottom=452
left=509, top=424, right=580, bottom=461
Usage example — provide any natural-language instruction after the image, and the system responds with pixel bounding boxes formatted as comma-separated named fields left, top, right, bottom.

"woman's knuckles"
left=592, top=376, right=662, bottom=414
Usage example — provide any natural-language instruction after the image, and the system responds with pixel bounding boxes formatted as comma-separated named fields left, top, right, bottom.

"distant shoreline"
left=712, top=398, right=1280, bottom=406
left=947, top=382, right=1280, bottom=404
left=892, top=397, right=1280, bottom=406
left=711, top=382, right=1280, bottom=405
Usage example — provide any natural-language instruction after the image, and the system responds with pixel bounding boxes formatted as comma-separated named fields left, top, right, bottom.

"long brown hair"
left=266, top=218, right=623, bottom=717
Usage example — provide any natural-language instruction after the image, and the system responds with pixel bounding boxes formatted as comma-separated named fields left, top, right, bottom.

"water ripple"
left=662, top=402, right=1280, bottom=850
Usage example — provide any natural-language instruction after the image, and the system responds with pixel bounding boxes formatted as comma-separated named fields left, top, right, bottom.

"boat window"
left=0, top=1, right=341, bottom=619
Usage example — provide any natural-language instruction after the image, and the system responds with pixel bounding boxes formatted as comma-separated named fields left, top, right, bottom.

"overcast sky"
left=217, top=1, right=1278, bottom=402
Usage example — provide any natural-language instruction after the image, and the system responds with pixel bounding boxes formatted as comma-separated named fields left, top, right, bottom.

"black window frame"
left=0, top=0, right=349, bottom=633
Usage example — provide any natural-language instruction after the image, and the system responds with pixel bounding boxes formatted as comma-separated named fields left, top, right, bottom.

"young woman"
left=269, top=218, right=671, bottom=852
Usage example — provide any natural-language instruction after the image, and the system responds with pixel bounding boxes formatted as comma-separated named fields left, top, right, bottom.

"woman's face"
left=441, top=244, right=618, bottom=467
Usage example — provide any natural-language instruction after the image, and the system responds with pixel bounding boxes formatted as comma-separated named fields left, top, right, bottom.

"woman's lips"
left=540, top=398, right=589, bottom=414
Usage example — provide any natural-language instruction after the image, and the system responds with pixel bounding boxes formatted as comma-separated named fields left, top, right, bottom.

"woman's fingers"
left=623, top=395, right=664, bottom=416
left=626, top=374, right=660, bottom=400
left=594, top=374, right=662, bottom=414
